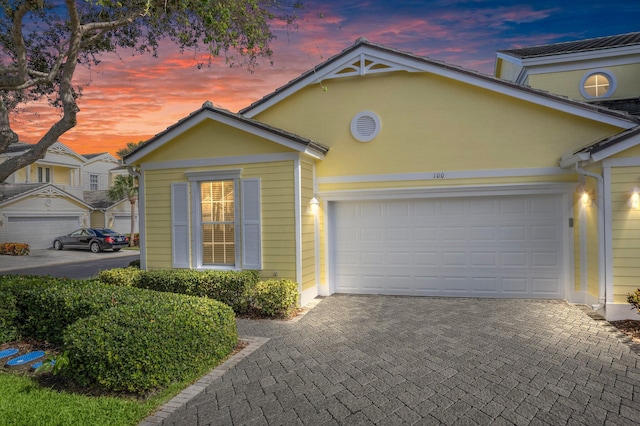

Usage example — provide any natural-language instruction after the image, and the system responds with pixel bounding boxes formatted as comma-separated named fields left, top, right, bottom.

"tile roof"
left=83, top=190, right=121, bottom=209
left=5, top=142, right=33, bottom=153
left=0, top=183, right=47, bottom=202
left=593, top=98, right=640, bottom=116
left=574, top=125, right=640, bottom=157
left=498, top=32, right=640, bottom=59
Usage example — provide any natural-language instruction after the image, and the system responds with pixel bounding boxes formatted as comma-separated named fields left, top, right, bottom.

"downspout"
left=575, top=163, right=606, bottom=310
left=127, top=166, right=144, bottom=269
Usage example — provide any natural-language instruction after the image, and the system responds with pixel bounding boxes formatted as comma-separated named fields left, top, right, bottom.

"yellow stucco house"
left=124, top=34, right=640, bottom=320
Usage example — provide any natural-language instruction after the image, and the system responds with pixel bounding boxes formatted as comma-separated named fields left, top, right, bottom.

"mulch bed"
left=609, top=319, right=640, bottom=344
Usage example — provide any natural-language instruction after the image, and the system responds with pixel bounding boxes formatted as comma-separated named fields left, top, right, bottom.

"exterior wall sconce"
left=309, top=197, right=320, bottom=214
left=580, top=189, right=592, bottom=208
left=630, top=187, right=640, bottom=209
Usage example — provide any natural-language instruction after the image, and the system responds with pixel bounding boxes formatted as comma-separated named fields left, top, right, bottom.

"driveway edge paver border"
left=139, top=335, right=270, bottom=426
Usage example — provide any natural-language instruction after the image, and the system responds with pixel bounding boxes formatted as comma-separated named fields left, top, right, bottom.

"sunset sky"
left=10, top=0, right=640, bottom=157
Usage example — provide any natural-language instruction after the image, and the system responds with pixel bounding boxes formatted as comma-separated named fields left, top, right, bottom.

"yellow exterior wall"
left=136, top=119, right=294, bottom=164
left=254, top=72, right=621, bottom=179
left=300, top=160, right=316, bottom=292
left=495, top=57, right=522, bottom=82
left=141, top=144, right=299, bottom=283
left=610, top=165, right=640, bottom=303
left=90, top=211, right=105, bottom=228
left=528, top=63, right=640, bottom=102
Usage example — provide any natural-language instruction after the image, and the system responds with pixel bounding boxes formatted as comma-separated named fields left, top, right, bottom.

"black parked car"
left=52, top=228, right=129, bottom=253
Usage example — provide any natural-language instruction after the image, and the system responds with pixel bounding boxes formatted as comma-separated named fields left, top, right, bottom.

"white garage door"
left=112, top=214, right=138, bottom=235
left=6, top=216, right=80, bottom=249
left=330, top=195, right=565, bottom=298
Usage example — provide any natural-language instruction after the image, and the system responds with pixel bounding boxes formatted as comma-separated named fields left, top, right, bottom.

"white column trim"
left=294, top=158, right=303, bottom=289
left=603, top=166, right=614, bottom=305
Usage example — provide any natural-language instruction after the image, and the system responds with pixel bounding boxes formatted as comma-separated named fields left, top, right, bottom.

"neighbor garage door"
left=6, top=216, right=80, bottom=249
left=330, top=194, right=565, bottom=298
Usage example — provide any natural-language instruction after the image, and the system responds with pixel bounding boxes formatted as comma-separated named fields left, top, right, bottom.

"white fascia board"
left=243, top=47, right=425, bottom=118
left=523, top=54, right=640, bottom=77
left=591, top=133, right=640, bottom=163
left=520, top=45, right=640, bottom=68
left=125, top=110, right=324, bottom=165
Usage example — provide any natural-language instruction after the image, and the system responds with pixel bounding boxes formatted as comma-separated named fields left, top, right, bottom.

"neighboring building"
left=125, top=36, right=640, bottom=321
left=0, top=142, right=137, bottom=248
left=495, top=32, right=640, bottom=115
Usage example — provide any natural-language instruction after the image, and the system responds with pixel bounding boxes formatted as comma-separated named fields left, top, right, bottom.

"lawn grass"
left=0, top=353, right=227, bottom=426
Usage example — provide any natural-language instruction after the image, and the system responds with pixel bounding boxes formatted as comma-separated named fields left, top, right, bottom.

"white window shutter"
left=241, top=178, right=262, bottom=269
left=171, top=182, right=190, bottom=268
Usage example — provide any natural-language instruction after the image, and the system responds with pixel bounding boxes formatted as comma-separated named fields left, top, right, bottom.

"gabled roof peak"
left=355, top=37, right=369, bottom=45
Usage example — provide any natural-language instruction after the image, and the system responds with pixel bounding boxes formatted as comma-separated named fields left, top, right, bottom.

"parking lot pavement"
left=0, top=248, right=138, bottom=272
left=150, top=295, right=640, bottom=425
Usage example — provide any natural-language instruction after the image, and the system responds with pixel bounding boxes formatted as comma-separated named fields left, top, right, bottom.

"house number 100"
left=433, top=172, right=445, bottom=179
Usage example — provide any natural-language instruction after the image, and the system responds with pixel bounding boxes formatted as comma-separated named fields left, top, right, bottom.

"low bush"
left=63, top=294, right=237, bottom=394
left=252, top=279, right=299, bottom=318
left=16, top=280, right=149, bottom=344
left=628, top=289, right=640, bottom=313
left=0, top=290, right=18, bottom=343
left=0, top=242, right=29, bottom=256
left=101, top=268, right=260, bottom=314
left=128, top=259, right=140, bottom=268
left=97, top=267, right=143, bottom=287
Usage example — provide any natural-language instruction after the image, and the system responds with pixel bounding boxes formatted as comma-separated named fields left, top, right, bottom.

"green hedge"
left=64, top=294, right=237, bottom=394
left=16, top=280, right=150, bottom=345
left=0, top=291, right=18, bottom=343
left=252, top=279, right=298, bottom=317
left=97, top=269, right=300, bottom=317
left=98, top=268, right=261, bottom=314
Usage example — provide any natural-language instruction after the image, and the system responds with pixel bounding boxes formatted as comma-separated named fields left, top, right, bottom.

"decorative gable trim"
left=241, top=39, right=639, bottom=130
left=0, top=183, right=93, bottom=209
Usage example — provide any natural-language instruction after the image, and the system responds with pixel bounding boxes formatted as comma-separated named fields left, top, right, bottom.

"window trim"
left=89, top=174, right=99, bottom=190
left=187, top=170, right=242, bottom=270
left=579, top=69, right=617, bottom=100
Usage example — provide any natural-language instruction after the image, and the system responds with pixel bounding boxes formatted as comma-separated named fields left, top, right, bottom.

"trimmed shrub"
left=128, top=259, right=140, bottom=268
left=252, top=279, right=299, bottom=318
left=17, top=280, right=150, bottom=344
left=0, top=242, right=30, bottom=256
left=97, top=267, right=143, bottom=287
left=63, top=294, right=237, bottom=394
left=628, top=289, right=640, bottom=313
left=132, top=269, right=260, bottom=313
left=0, top=290, right=19, bottom=343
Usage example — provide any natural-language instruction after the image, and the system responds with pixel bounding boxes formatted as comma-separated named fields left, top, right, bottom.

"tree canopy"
left=0, top=0, right=301, bottom=182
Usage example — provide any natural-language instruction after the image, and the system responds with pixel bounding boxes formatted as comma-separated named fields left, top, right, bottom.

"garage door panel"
left=6, top=216, right=80, bottom=249
left=332, top=195, right=565, bottom=299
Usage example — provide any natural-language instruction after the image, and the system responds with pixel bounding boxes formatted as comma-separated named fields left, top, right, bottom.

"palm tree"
left=108, top=174, right=138, bottom=247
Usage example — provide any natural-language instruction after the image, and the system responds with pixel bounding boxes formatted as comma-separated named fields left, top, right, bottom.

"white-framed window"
left=172, top=170, right=261, bottom=270
left=37, top=166, right=51, bottom=183
left=200, top=180, right=236, bottom=265
left=89, top=174, right=99, bottom=190
left=579, top=69, right=616, bottom=99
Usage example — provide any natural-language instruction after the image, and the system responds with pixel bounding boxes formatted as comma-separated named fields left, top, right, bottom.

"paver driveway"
left=157, top=296, right=640, bottom=425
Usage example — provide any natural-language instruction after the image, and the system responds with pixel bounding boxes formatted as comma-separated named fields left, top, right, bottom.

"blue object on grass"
left=31, top=359, right=55, bottom=370
left=0, top=348, right=19, bottom=360
left=6, top=350, right=45, bottom=366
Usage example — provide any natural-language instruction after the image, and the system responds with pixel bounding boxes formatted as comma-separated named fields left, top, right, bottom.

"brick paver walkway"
left=155, top=296, right=640, bottom=425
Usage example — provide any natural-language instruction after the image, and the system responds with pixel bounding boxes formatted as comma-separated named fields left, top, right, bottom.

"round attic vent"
left=350, top=111, right=381, bottom=142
